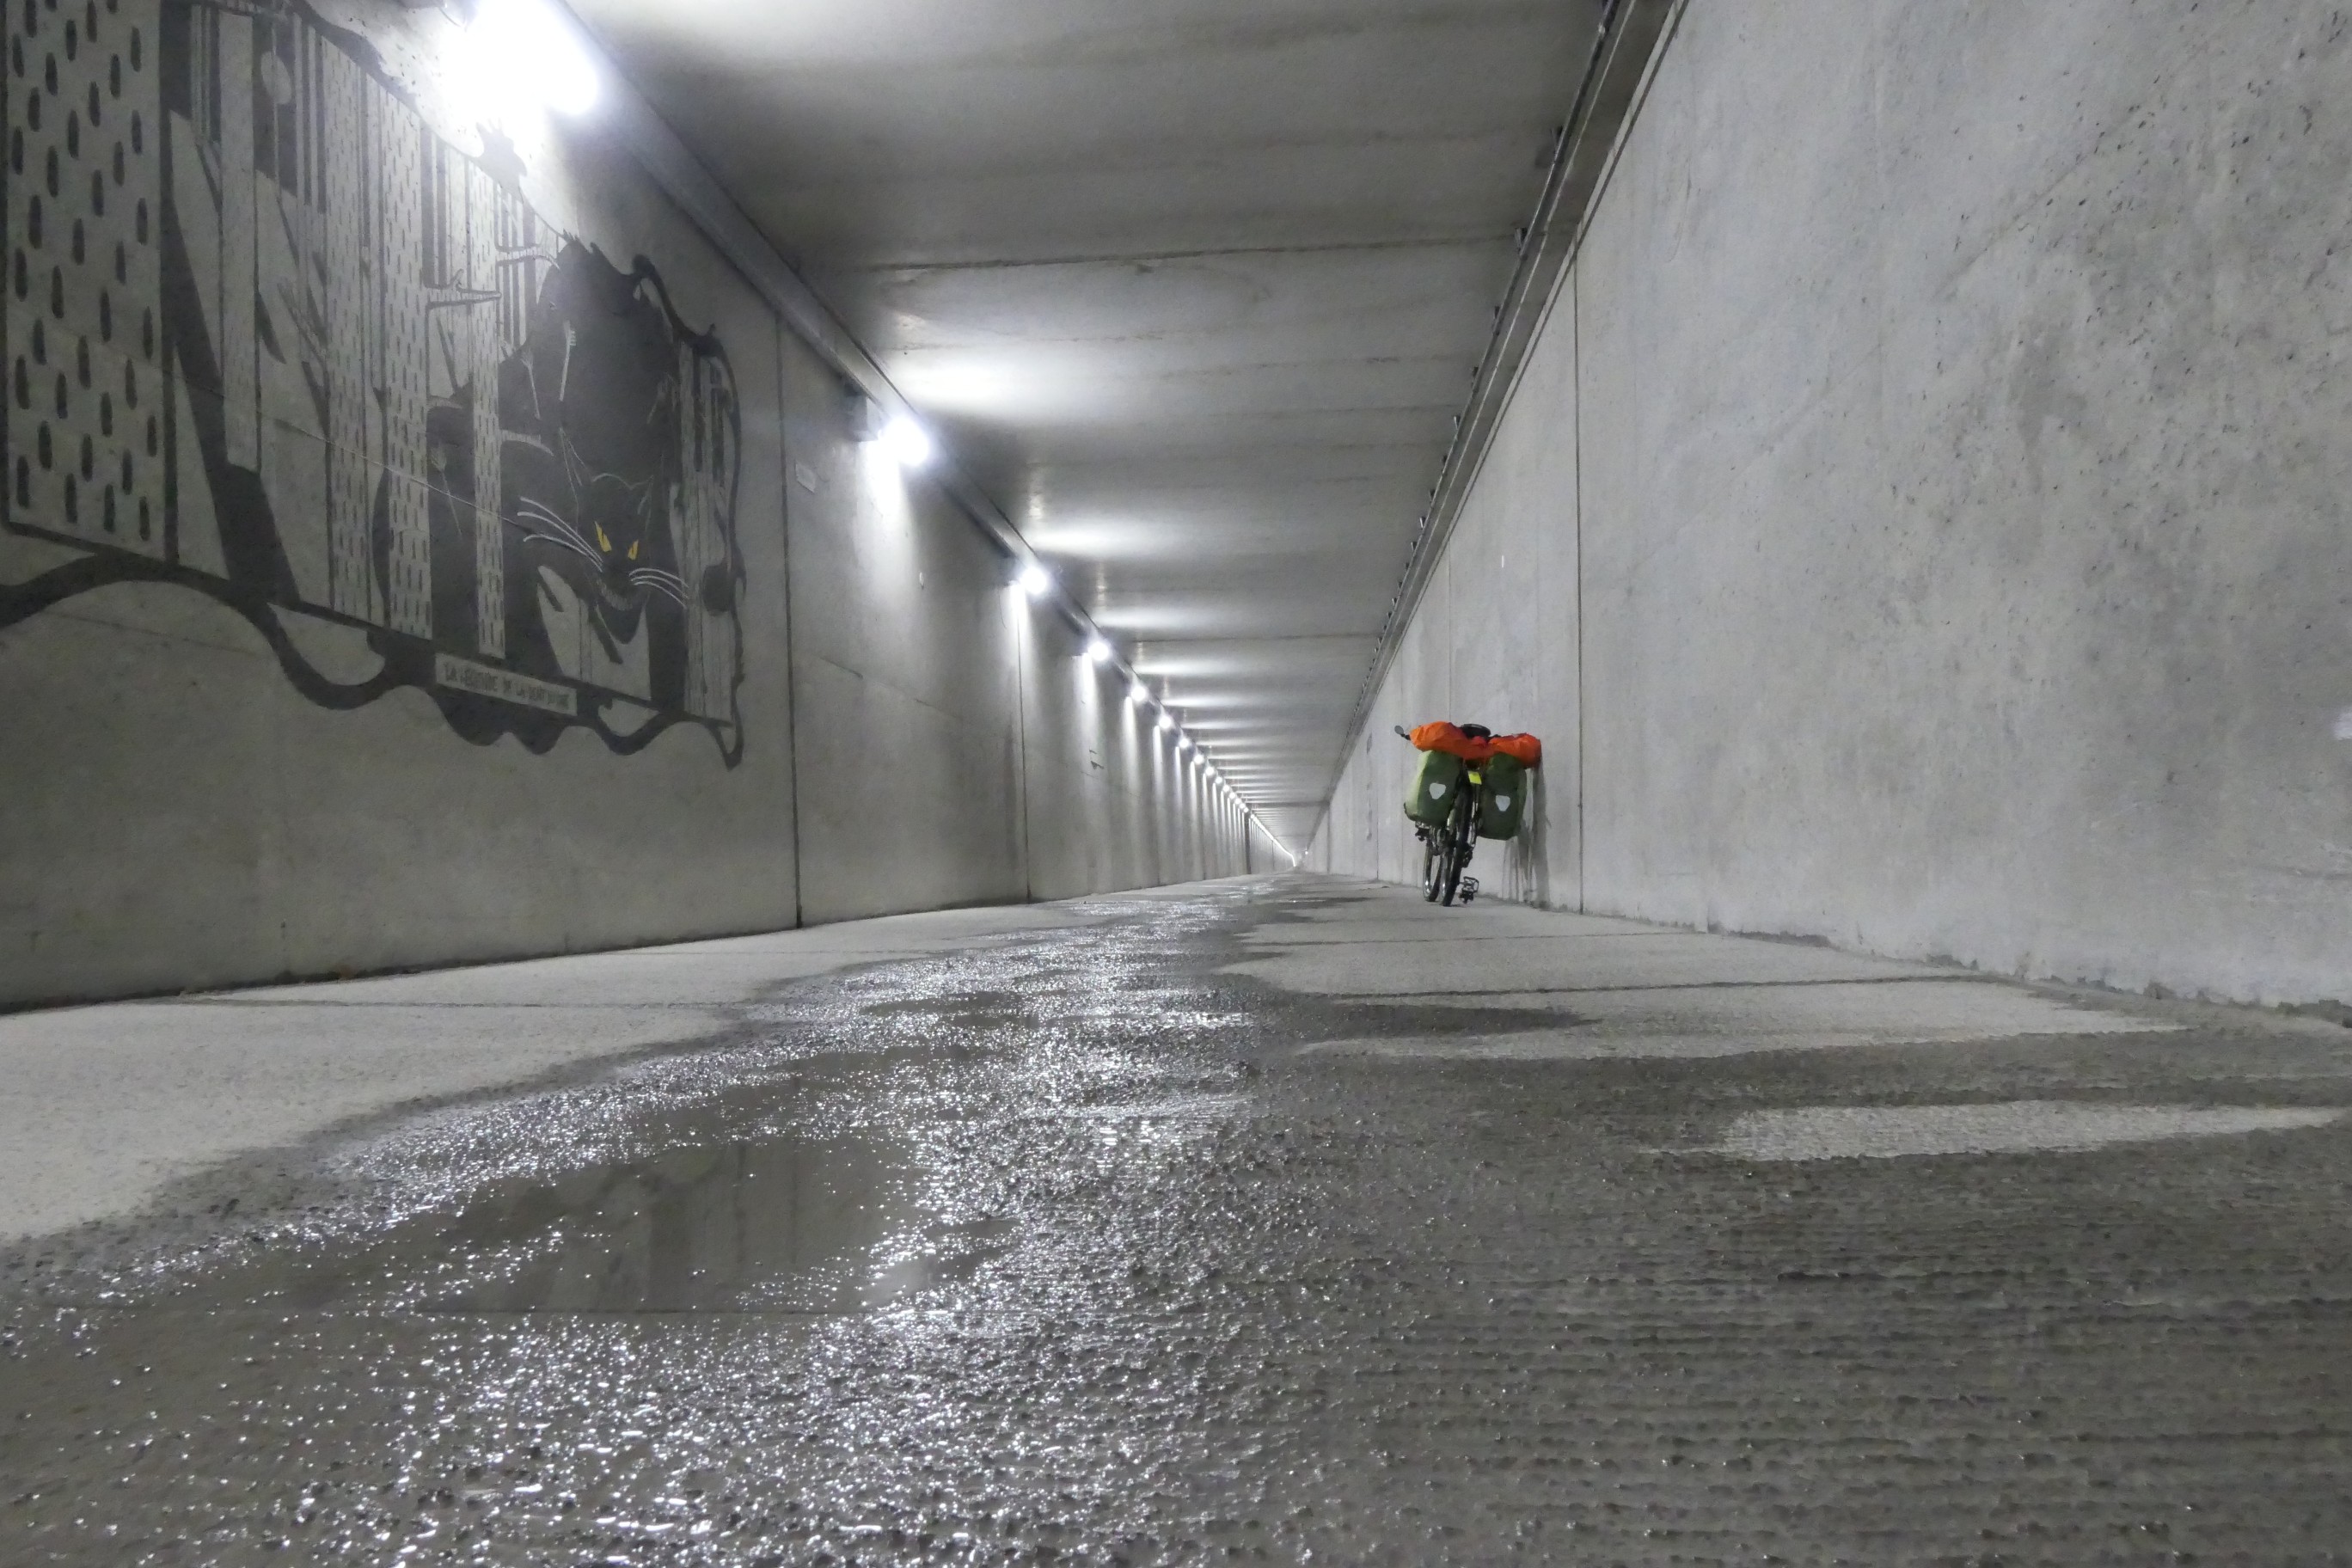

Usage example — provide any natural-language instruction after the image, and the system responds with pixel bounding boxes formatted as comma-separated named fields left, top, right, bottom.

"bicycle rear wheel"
left=1438, top=790, right=1475, bottom=905
left=1420, top=836, right=1442, bottom=901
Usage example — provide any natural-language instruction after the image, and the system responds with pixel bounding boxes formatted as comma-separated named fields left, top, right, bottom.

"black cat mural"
left=496, top=241, right=740, bottom=728
left=1, top=0, right=746, bottom=763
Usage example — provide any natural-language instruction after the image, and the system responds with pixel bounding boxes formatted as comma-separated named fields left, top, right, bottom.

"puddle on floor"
left=107, top=1122, right=989, bottom=1320
left=419, top=1132, right=930, bottom=1315
left=1705, top=1100, right=2348, bottom=1161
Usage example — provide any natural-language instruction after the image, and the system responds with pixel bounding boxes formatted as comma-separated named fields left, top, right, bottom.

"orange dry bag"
left=1486, top=733, right=1542, bottom=767
left=1408, top=722, right=1496, bottom=763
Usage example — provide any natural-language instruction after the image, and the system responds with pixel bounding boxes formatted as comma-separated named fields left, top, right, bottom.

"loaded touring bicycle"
left=1396, top=722, right=1542, bottom=906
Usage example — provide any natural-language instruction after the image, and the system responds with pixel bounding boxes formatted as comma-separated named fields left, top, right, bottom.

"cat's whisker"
left=512, top=501, right=596, bottom=546
left=523, top=519, right=591, bottom=553
left=515, top=525, right=599, bottom=562
left=513, top=510, right=619, bottom=569
left=627, top=571, right=690, bottom=605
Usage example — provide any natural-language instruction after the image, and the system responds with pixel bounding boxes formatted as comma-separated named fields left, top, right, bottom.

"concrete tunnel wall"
left=1314, top=0, right=2352, bottom=1008
left=0, top=0, right=1252, bottom=1009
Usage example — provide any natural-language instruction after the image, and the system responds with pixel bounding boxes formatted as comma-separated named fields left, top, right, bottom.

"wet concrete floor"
left=5, top=874, right=2352, bottom=1563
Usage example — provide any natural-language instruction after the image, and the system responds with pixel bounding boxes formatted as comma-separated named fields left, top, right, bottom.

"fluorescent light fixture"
left=1016, top=563, right=1052, bottom=598
left=879, top=414, right=934, bottom=469
left=1085, top=636, right=1112, bottom=664
left=1129, top=679, right=1148, bottom=704
left=1157, top=713, right=1173, bottom=732
left=469, top=0, right=599, bottom=118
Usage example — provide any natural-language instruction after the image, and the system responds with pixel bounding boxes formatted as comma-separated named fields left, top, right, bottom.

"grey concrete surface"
left=9, top=874, right=2352, bottom=1562
left=1319, top=0, right=2352, bottom=1008
left=780, top=332, right=1259, bottom=919
left=1315, top=227, right=1586, bottom=910
left=0, top=902, right=1105, bottom=1243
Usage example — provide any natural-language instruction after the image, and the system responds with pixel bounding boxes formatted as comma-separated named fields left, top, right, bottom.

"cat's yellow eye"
left=628, top=541, right=639, bottom=560
left=596, top=524, right=612, bottom=552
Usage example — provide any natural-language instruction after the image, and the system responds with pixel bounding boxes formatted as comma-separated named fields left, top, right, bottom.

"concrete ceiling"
left=569, top=0, right=1606, bottom=848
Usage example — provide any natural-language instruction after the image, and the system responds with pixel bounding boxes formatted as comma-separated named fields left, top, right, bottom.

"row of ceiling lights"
left=888, top=426, right=1254, bottom=823
left=469, top=0, right=1277, bottom=844
left=1038, top=569, right=1247, bottom=812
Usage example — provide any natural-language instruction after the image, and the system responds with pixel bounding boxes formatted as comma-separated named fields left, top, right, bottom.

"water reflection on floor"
left=422, top=1135, right=916, bottom=1315
left=7, top=880, right=2352, bottom=1565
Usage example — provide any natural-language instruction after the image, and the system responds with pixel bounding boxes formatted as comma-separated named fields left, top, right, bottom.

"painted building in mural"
left=4, top=0, right=745, bottom=759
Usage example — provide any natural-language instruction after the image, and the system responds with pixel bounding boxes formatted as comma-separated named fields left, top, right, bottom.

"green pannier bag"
left=1405, top=747, right=1466, bottom=827
left=1478, top=753, right=1531, bottom=841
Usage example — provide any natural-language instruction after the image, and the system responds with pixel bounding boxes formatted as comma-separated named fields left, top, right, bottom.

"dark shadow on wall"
left=1510, top=764, right=1551, bottom=907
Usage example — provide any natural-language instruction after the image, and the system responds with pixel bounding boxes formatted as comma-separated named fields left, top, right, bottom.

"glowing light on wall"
left=466, top=0, right=599, bottom=119
left=879, top=414, right=934, bottom=469
left=1016, top=563, right=1053, bottom=598
left=1085, top=636, right=1112, bottom=664
left=1129, top=679, right=1149, bottom=704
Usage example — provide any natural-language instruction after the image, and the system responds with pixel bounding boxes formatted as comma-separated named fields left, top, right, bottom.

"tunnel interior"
left=3, top=0, right=2351, bottom=1559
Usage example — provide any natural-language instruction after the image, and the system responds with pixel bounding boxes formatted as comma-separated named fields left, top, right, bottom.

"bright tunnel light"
left=1085, top=636, right=1112, bottom=664
left=1157, top=713, right=1173, bottom=732
left=1016, top=563, right=1053, bottom=598
left=469, top=0, right=599, bottom=118
left=1129, top=680, right=1148, bottom=704
left=879, top=414, right=934, bottom=469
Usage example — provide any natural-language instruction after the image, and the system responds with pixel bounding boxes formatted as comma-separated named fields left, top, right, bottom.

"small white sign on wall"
left=435, top=653, right=579, bottom=717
